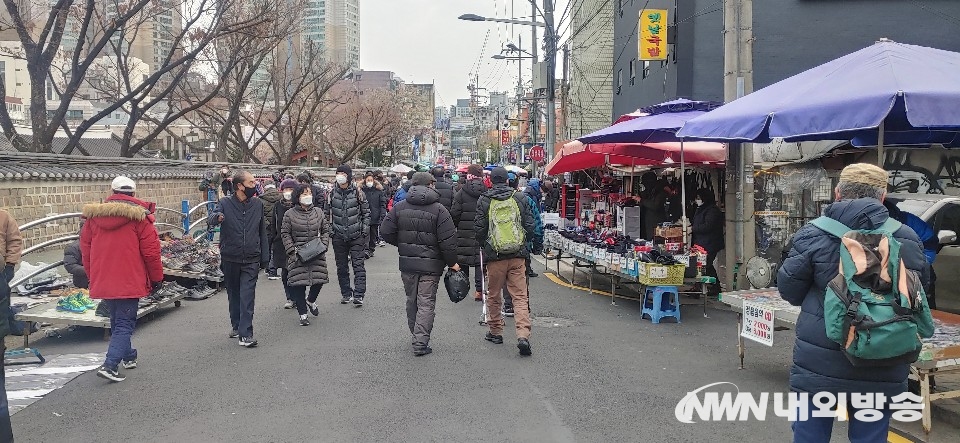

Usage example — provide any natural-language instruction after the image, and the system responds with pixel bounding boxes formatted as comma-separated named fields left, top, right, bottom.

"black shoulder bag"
left=296, top=208, right=327, bottom=262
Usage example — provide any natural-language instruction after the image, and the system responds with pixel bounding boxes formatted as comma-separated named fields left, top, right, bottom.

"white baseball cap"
left=111, top=176, right=136, bottom=192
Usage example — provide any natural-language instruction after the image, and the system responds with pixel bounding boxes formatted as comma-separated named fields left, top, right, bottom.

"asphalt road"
left=8, top=246, right=952, bottom=442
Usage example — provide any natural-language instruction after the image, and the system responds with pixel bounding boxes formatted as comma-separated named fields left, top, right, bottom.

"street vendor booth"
left=677, top=39, right=960, bottom=434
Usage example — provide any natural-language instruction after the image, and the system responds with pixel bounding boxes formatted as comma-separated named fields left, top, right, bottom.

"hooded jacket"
left=777, top=198, right=930, bottom=397
left=380, top=185, right=458, bottom=275
left=691, top=197, right=724, bottom=254
left=522, top=180, right=542, bottom=211
left=361, top=181, right=388, bottom=224
left=63, top=240, right=88, bottom=289
left=281, top=204, right=331, bottom=286
left=329, top=184, right=370, bottom=242
left=260, top=187, right=282, bottom=240
left=450, top=179, right=487, bottom=266
left=434, top=177, right=455, bottom=211
left=80, top=194, right=163, bottom=299
left=475, top=184, right=536, bottom=262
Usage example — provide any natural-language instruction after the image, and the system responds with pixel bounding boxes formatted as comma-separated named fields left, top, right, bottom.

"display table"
left=718, top=288, right=960, bottom=433
left=14, top=293, right=185, bottom=347
left=163, top=267, right=223, bottom=283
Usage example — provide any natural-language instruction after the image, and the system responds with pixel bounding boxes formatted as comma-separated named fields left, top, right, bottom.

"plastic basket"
left=637, top=263, right=686, bottom=286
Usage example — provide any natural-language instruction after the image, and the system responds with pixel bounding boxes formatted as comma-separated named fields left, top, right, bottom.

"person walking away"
left=260, top=180, right=282, bottom=280
left=81, top=176, right=163, bottom=382
left=476, top=167, right=536, bottom=356
left=209, top=170, right=269, bottom=347
left=451, top=165, right=487, bottom=302
left=362, top=175, right=387, bottom=258
left=380, top=172, right=459, bottom=356
left=884, top=199, right=939, bottom=309
left=281, top=184, right=330, bottom=326
left=329, top=165, right=371, bottom=306
left=393, top=170, right=415, bottom=205
left=0, top=208, right=22, bottom=439
left=690, top=188, right=724, bottom=296
left=522, top=178, right=545, bottom=278
left=431, top=166, right=455, bottom=211
left=501, top=173, right=544, bottom=315
left=271, top=179, right=299, bottom=309
left=778, top=163, right=931, bottom=442
left=542, top=180, right=560, bottom=213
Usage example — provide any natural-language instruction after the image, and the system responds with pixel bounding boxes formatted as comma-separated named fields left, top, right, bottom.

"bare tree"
left=323, top=87, right=409, bottom=165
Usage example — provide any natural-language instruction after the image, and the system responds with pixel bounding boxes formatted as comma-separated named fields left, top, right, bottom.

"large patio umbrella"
left=677, top=39, right=960, bottom=162
left=589, top=141, right=726, bottom=164
left=545, top=141, right=660, bottom=175
left=579, top=99, right=723, bottom=145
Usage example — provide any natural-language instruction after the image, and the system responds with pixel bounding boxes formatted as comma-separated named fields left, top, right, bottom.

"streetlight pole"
left=543, top=0, right=556, bottom=167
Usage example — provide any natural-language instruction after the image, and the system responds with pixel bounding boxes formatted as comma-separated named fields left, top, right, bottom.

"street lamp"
left=458, top=13, right=546, bottom=27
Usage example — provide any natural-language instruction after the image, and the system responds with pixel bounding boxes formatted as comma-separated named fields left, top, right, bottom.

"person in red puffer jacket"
left=81, top=176, right=163, bottom=383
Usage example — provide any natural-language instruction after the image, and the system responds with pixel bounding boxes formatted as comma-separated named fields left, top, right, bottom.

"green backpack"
left=811, top=216, right=935, bottom=367
left=488, top=194, right=526, bottom=254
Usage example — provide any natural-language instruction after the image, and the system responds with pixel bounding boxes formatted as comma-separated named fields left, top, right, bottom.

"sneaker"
left=96, top=365, right=125, bottom=382
left=228, top=329, right=239, bottom=338
left=299, top=315, right=310, bottom=326
left=377, top=241, right=387, bottom=247
left=77, top=292, right=96, bottom=309
left=484, top=332, right=504, bottom=344
left=341, top=296, right=352, bottom=304
left=503, top=307, right=515, bottom=317
left=268, top=275, right=280, bottom=280
left=283, top=300, right=294, bottom=309
left=526, top=270, right=538, bottom=278
left=353, top=297, right=364, bottom=307
left=518, top=338, right=532, bottom=356
left=121, top=359, right=137, bottom=369
left=94, top=301, right=110, bottom=317
left=238, top=336, right=258, bottom=347
left=413, top=346, right=433, bottom=357
left=57, top=296, right=87, bottom=313
left=307, top=301, right=319, bottom=317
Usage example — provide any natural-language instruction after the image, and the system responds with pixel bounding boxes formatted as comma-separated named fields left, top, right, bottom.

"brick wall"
left=0, top=179, right=209, bottom=250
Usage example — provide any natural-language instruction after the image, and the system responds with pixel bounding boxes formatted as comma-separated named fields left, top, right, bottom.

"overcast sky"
left=360, top=0, right=569, bottom=108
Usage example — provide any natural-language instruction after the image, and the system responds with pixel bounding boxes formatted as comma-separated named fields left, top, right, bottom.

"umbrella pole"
left=681, top=139, right=688, bottom=245
left=877, top=121, right=885, bottom=167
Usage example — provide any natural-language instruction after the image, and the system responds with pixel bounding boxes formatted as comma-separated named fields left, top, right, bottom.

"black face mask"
left=242, top=185, right=257, bottom=199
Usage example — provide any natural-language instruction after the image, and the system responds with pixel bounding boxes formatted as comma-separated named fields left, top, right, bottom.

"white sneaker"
left=283, top=300, right=294, bottom=309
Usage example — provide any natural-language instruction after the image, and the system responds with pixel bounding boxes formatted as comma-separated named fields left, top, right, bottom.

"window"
left=642, top=61, right=651, bottom=79
left=67, top=110, right=83, bottom=119
left=629, top=59, right=635, bottom=85
left=616, top=69, right=622, bottom=95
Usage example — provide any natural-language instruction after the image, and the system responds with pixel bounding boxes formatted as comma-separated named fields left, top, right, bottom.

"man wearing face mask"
left=208, top=170, right=270, bottom=347
left=361, top=175, right=387, bottom=258
left=329, top=165, right=371, bottom=306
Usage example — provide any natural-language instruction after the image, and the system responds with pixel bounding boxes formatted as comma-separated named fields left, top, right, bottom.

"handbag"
left=296, top=209, right=327, bottom=263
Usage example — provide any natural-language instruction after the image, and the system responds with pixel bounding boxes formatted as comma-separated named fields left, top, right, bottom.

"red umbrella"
left=455, top=163, right=471, bottom=173
left=545, top=141, right=660, bottom=175
left=588, top=141, right=726, bottom=165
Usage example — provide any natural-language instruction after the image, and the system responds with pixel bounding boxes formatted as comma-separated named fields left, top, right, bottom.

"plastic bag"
left=443, top=269, right=470, bottom=303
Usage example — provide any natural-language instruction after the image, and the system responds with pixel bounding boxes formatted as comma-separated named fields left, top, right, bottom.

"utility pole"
left=723, top=0, right=754, bottom=290
left=543, top=0, right=556, bottom=165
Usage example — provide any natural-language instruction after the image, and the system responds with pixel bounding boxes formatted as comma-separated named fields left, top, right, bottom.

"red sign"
left=500, top=130, right=510, bottom=145
left=529, top=145, right=546, bottom=162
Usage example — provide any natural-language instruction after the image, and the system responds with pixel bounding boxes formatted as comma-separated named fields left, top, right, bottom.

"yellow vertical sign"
left=639, top=9, right=668, bottom=60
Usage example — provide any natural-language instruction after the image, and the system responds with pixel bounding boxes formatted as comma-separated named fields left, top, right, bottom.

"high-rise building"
left=326, top=0, right=360, bottom=68
left=567, top=0, right=614, bottom=138
left=407, top=83, right=435, bottom=130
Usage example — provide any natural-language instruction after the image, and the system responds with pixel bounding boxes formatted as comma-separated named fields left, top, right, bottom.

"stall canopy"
left=579, top=99, right=723, bottom=145
left=677, top=39, right=960, bottom=149
left=545, top=140, right=724, bottom=175
left=389, top=164, right=413, bottom=174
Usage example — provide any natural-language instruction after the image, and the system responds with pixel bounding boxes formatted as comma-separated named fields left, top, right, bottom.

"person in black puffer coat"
left=380, top=172, right=459, bottom=356
left=361, top=176, right=388, bottom=256
left=431, top=166, right=454, bottom=211
left=451, top=164, right=487, bottom=301
left=271, top=179, right=299, bottom=308
left=63, top=238, right=89, bottom=289
left=329, top=165, right=371, bottom=305
left=690, top=188, right=724, bottom=282
left=281, top=184, right=330, bottom=326
left=542, top=180, right=559, bottom=213
left=777, top=164, right=929, bottom=443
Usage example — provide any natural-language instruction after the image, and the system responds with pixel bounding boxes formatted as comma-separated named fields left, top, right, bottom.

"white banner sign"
left=741, top=301, right=775, bottom=346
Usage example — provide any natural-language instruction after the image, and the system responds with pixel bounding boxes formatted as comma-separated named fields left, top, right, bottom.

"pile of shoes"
left=55, top=290, right=96, bottom=314
left=185, top=281, right=217, bottom=300
left=161, top=237, right=222, bottom=279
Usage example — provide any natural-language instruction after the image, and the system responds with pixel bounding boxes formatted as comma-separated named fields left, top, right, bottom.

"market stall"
left=718, top=288, right=960, bottom=433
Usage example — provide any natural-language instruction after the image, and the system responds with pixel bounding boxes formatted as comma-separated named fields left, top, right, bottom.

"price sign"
left=648, top=266, right=668, bottom=279
left=741, top=301, right=775, bottom=346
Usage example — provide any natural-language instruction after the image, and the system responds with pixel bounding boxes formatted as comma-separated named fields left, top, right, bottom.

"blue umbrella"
left=676, top=39, right=960, bottom=152
left=578, top=98, right=723, bottom=145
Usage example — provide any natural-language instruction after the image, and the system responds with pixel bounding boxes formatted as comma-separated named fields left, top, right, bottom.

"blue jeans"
left=0, top=345, right=12, bottom=442
left=792, top=397, right=891, bottom=443
left=104, top=298, right=139, bottom=370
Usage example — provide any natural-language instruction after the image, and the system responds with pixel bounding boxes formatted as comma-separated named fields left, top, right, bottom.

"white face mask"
left=283, top=191, right=293, bottom=201
left=695, top=199, right=704, bottom=207
left=365, top=181, right=374, bottom=188
left=335, top=175, right=347, bottom=185
left=300, top=195, right=313, bottom=206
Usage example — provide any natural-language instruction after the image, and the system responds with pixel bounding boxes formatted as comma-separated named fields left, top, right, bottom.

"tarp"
left=677, top=40, right=960, bottom=145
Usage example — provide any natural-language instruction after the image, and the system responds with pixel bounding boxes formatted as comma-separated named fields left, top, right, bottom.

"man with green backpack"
left=778, top=163, right=933, bottom=443
left=475, top=167, right=537, bottom=356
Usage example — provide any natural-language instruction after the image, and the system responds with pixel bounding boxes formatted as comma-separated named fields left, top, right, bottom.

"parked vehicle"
left=888, top=193, right=960, bottom=315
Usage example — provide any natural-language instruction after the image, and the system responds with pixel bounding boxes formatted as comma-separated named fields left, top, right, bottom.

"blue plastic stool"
left=641, top=286, right=681, bottom=324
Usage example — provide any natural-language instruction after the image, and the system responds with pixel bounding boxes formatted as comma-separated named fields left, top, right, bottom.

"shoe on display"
left=228, top=329, right=239, bottom=338
left=57, top=296, right=87, bottom=314
left=518, top=338, right=532, bottom=356
left=94, top=301, right=110, bottom=317
left=341, top=296, right=352, bottom=305
left=307, top=301, right=319, bottom=317
left=96, top=366, right=125, bottom=382
left=238, top=336, right=258, bottom=347
left=77, top=292, right=96, bottom=309
left=299, top=315, right=310, bottom=326
left=284, top=300, right=294, bottom=309
left=413, top=346, right=433, bottom=357
left=121, top=359, right=137, bottom=369
left=353, top=297, right=364, bottom=307
left=484, top=332, right=503, bottom=344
